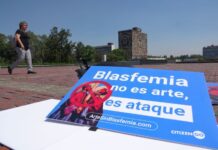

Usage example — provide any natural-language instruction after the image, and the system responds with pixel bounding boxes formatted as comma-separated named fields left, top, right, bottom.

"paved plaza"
left=0, top=63, right=218, bottom=119
left=0, top=66, right=77, bottom=109
left=0, top=63, right=218, bottom=150
left=0, top=63, right=218, bottom=116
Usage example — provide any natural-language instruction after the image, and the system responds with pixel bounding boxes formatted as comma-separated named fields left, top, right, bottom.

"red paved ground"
left=0, top=64, right=218, bottom=116
left=0, top=66, right=79, bottom=110
left=0, top=63, right=218, bottom=149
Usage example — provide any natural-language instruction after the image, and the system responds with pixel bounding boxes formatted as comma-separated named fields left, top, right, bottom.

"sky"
left=1, top=0, right=218, bottom=56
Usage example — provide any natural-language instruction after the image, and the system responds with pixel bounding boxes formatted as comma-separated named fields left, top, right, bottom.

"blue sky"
left=1, top=0, right=218, bottom=56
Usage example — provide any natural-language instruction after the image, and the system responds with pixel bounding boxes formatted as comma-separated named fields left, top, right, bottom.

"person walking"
left=8, top=21, right=36, bottom=74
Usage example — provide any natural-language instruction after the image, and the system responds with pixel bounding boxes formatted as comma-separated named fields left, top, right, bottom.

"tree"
left=44, top=27, right=74, bottom=63
left=28, top=31, right=48, bottom=64
left=0, top=33, right=8, bottom=55
left=190, top=54, right=203, bottom=59
left=178, top=54, right=189, bottom=60
left=0, top=33, right=16, bottom=64
left=0, top=33, right=8, bottom=63
left=75, top=42, right=96, bottom=63
left=107, top=49, right=127, bottom=61
left=169, top=55, right=174, bottom=59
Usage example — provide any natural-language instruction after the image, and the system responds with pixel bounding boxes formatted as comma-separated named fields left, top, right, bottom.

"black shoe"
left=8, top=66, right=12, bottom=75
left=27, top=70, right=37, bottom=74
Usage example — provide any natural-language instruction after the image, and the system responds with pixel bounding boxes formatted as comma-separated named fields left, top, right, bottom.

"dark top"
left=15, top=29, right=29, bottom=50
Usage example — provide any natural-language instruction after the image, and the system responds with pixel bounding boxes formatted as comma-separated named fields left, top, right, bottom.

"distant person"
left=8, top=21, right=36, bottom=74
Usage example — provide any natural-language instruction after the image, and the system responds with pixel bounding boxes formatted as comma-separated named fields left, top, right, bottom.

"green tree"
left=44, top=27, right=74, bottom=63
left=28, top=31, right=48, bottom=64
left=178, top=54, right=189, bottom=60
left=75, top=42, right=96, bottom=63
left=107, top=49, right=127, bottom=61
left=190, top=54, right=203, bottom=59
left=0, top=33, right=16, bottom=64
left=0, top=33, right=8, bottom=63
left=163, top=55, right=168, bottom=59
left=169, top=55, right=174, bottom=59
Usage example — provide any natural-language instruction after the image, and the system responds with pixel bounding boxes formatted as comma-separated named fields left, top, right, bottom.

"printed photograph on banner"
left=207, top=82, right=218, bottom=124
left=47, top=66, right=218, bottom=149
left=48, top=80, right=112, bottom=127
left=207, top=83, right=218, bottom=105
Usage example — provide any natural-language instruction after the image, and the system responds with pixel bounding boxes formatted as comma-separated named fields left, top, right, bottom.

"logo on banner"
left=171, top=130, right=205, bottom=140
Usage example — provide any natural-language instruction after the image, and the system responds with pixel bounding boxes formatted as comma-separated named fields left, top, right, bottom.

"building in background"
left=118, top=27, right=147, bottom=60
left=94, top=43, right=115, bottom=62
left=203, top=45, right=218, bottom=59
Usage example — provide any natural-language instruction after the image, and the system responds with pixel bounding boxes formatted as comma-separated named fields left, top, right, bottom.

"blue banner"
left=48, top=66, right=218, bottom=149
